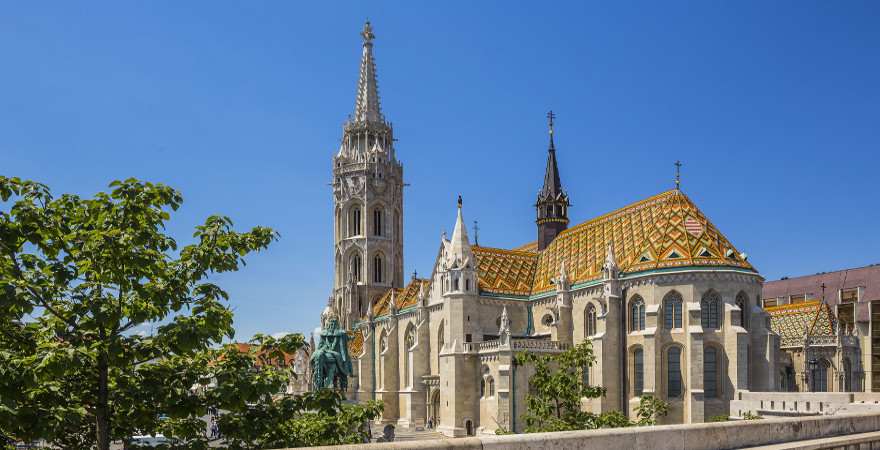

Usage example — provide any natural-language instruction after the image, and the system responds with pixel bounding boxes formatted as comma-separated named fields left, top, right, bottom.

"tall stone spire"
left=331, top=21, right=404, bottom=329
left=353, top=21, right=384, bottom=124
left=535, top=111, right=570, bottom=251
left=445, top=195, right=473, bottom=268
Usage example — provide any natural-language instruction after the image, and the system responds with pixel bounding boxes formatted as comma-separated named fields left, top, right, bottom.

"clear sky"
left=2, top=2, right=879, bottom=341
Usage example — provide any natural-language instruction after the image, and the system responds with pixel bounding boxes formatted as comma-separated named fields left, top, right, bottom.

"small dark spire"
left=457, top=194, right=462, bottom=208
left=535, top=111, right=570, bottom=251
left=674, top=160, right=682, bottom=191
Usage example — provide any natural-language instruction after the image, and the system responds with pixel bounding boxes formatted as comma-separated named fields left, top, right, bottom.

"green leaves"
left=0, top=177, right=329, bottom=449
left=515, top=341, right=668, bottom=433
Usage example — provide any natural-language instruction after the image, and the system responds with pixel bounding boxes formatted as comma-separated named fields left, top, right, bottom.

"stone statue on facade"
left=310, top=305, right=353, bottom=391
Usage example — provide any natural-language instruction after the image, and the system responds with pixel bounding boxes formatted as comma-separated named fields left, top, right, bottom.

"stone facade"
left=763, top=265, right=880, bottom=393
left=326, top=22, right=779, bottom=436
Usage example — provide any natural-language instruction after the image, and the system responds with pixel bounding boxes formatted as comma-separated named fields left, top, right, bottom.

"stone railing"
left=296, top=412, right=880, bottom=450
left=781, top=334, right=861, bottom=349
left=511, top=339, right=570, bottom=352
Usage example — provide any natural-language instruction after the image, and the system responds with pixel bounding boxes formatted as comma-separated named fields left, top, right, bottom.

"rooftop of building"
left=473, top=189, right=756, bottom=297
left=763, top=264, right=880, bottom=303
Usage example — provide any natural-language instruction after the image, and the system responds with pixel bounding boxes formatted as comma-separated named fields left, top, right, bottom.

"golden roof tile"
left=474, top=190, right=755, bottom=296
left=371, top=278, right=430, bottom=318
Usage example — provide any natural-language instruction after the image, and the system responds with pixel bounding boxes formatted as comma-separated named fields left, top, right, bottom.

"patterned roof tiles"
left=371, top=278, right=430, bottom=317
left=475, top=190, right=755, bottom=296
left=472, top=246, right=538, bottom=296
left=348, top=330, right=364, bottom=357
left=765, top=300, right=836, bottom=346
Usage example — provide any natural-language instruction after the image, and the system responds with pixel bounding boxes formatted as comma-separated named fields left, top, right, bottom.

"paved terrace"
left=283, top=412, right=880, bottom=450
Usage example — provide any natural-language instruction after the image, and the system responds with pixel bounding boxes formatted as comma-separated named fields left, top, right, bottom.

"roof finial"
left=473, top=220, right=479, bottom=246
left=547, top=110, right=555, bottom=136
left=457, top=194, right=462, bottom=209
left=361, top=20, right=375, bottom=44
left=674, top=160, right=682, bottom=191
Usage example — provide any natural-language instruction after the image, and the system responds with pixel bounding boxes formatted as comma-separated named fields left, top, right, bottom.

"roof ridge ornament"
left=675, top=160, right=682, bottom=191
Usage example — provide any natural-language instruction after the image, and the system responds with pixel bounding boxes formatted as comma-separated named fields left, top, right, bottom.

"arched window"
left=488, top=377, right=495, bottom=396
left=453, top=276, right=459, bottom=291
left=667, top=347, right=683, bottom=398
left=633, top=347, right=644, bottom=396
left=373, top=254, right=383, bottom=283
left=704, top=347, right=720, bottom=398
left=480, top=378, right=486, bottom=397
left=701, top=291, right=721, bottom=329
left=404, top=325, right=416, bottom=388
left=664, top=291, right=683, bottom=329
left=350, top=254, right=362, bottom=283
left=736, top=292, right=749, bottom=329
left=378, top=331, right=388, bottom=389
left=811, top=359, right=830, bottom=392
left=585, top=304, right=597, bottom=337
left=630, top=296, right=646, bottom=331
left=349, top=206, right=361, bottom=236
left=436, top=322, right=445, bottom=371
left=373, top=208, right=383, bottom=236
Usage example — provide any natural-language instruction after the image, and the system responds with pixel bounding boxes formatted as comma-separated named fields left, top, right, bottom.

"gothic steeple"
left=336, top=21, right=394, bottom=160
left=353, top=21, right=383, bottom=124
left=535, top=111, right=570, bottom=251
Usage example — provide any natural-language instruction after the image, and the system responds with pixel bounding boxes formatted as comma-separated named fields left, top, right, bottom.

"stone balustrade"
left=293, top=412, right=880, bottom=450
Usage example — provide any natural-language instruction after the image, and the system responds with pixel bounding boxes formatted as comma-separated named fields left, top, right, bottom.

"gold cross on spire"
left=674, top=160, right=682, bottom=190
left=547, top=110, right=556, bottom=136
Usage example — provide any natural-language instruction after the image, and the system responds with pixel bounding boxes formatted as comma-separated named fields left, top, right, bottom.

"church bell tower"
left=331, top=22, right=404, bottom=329
left=535, top=111, right=570, bottom=251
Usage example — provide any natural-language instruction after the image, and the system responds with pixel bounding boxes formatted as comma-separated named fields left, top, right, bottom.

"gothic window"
left=373, top=254, right=383, bottom=283
left=663, top=291, right=683, bottom=329
left=453, top=277, right=459, bottom=291
left=404, top=325, right=416, bottom=388
left=350, top=254, right=362, bottom=283
left=736, top=292, right=749, bottom=329
left=633, top=347, right=644, bottom=396
left=811, top=359, right=830, bottom=392
left=489, top=377, right=495, bottom=396
left=373, top=208, right=383, bottom=236
left=667, top=346, right=683, bottom=398
left=630, top=296, right=646, bottom=332
left=701, top=291, right=721, bottom=330
left=704, top=346, right=719, bottom=398
left=585, top=304, right=597, bottom=337
left=437, top=322, right=445, bottom=370
left=349, top=206, right=362, bottom=236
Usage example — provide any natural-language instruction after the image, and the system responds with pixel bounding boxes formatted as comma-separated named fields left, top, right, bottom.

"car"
left=128, top=434, right=170, bottom=447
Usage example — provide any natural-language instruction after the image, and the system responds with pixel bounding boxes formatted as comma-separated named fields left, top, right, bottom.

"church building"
left=326, top=22, right=779, bottom=435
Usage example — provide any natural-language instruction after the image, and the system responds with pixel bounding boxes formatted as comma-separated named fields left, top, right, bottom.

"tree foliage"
left=0, top=177, right=381, bottom=450
left=514, top=340, right=669, bottom=433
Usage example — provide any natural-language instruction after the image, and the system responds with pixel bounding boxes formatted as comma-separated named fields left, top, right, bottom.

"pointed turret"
left=536, top=111, right=570, bottom=250
left=353, top=21, right=384, bottom=124
left=444, top=195, right=473, bottom=268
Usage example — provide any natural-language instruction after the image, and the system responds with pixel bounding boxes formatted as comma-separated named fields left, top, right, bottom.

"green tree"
left=0, top=177, right=380, bottom=450
left=515, top=340, right=669, bottom=433
left=514, top=340, right=607, bottom=432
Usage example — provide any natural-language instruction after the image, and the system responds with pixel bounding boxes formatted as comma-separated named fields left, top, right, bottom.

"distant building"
left=763, top=264, right=880, bottom=393
left=323, top=22, right=778, bottom=435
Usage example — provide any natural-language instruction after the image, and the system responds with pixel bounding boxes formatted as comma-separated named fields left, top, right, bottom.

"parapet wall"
left=730, top=391, right=880, bottom=417
left=292, top=412, right=880, bottom=450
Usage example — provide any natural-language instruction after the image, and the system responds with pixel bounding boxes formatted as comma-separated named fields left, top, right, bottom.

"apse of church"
left=323, top=22, right=779, bottom=436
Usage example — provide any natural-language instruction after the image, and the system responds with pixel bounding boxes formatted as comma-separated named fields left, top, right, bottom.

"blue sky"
left=2, top=2, right=879, bottom=341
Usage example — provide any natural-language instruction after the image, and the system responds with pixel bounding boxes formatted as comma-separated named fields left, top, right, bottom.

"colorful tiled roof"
left=348, top=330, right=364, bottom=357
left=513, top=241, right=539, bottom=252
left=472, top=246, right=538, bottom=296
left=372, top=278, right=430, bottom=317
left=475, top=190, right=755, bottom=296
left=765, top=300, right=836, bottom=346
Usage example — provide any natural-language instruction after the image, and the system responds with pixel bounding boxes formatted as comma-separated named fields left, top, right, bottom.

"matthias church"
left=322, top=22, right=778, bottom=436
